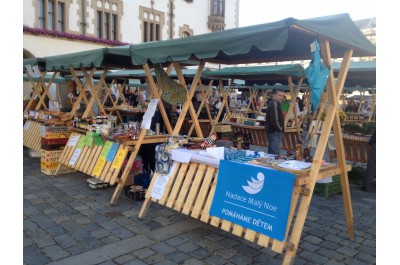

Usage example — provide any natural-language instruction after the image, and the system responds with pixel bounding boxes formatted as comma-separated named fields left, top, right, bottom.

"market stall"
left=202, top=64, right=306, bottom=149
left=127, top=13, right=375, bottom=264
left=23, top=64, right=68, bottom=153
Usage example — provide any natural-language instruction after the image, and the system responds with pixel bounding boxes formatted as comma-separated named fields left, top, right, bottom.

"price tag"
left=40, top=125, right=46, bottom=137
left=23, top=121, right=31, bottom=130
left=100, top=142, right=112, bottom=158
left=34, top=112, right=39, bottom=119
left=67, top=135, right=80, bottom=147
left=111, top=149, right=128, bottom=170
left=76, top=136, right=86, bottom=149
left=69, top=149, right=82, bottom=166
left=106, top=143, right=120, bottom=162
left=92, top=156, right=107, bottom=177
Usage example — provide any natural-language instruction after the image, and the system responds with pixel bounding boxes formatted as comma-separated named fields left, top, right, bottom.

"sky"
left=239, top=0, right=376, bottom=26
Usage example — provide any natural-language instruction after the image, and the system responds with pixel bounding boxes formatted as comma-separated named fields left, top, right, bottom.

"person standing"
left=362, top=129, right=376, bottom=191
left=264, top=89, right=285, bottom=155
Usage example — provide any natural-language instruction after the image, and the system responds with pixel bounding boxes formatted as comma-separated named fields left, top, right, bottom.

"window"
left=104, top=13, right=110, bottom=40
left=97, top=11, right=102, bottom=38
left=37, top=0, right=66, bottom=31
left=212, top=0, right=224, bottom=16
left=38, top=0, right=45, bottom=29
left=96, top=1, right=121, bottom=41
left=112, top=14, right=117, bottom=41
left=57, top=2, right=64, bottom=31
left=47, top=0, right=55, bottom=30
left=140, top=7, right=164, bottom=43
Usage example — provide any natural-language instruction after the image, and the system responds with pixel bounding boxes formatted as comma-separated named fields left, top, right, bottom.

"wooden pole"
left=172, top=61, right=206, bottom=136
left=173, top=62, right=203, bottom=138
left=283, top=41, right=354, bottom=263
left=143, top=63, right=173, bottom=134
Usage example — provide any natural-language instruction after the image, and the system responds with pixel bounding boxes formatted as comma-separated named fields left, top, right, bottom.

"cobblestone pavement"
left=23, top=147, right=376, bottom=265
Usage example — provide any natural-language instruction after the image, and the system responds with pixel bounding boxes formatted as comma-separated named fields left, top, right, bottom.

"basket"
left=41, top=150, right=63, bottom=163
left=314, top=180, right=342, bottom=197
left=41, top=164, right=75, bottom=175
left=215, top=124, right=232, bottom=133
left=40, top=125, right=69, bottom=137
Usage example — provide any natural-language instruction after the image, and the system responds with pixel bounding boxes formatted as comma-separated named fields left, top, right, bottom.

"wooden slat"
left=157, top=162, right=182, bottom=205
left=191, top=166, right=215, bottom=219
left=165, top=163, right=189, bottom=208
left=182, top=164, right=207, bottom=215
left=200, top=175, right=218, bottom=224
left=75, top=146, right=89, bottom=171
left=174, top=163, right=199, bottom=212
left=87, top=146, right=103, bottom=175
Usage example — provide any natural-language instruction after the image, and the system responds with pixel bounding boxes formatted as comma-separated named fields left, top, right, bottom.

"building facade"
left=23, top=0, right=240, bottom=59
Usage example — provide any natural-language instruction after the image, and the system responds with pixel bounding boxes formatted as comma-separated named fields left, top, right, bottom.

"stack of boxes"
left=40, top=125, right=75, bottom=175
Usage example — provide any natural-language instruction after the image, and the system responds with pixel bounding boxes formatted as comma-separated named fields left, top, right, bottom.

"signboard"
left=209, top=160, right=295, bottom=241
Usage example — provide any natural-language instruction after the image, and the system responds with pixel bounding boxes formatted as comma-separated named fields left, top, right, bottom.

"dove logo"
left=242, top=172, right=265, bottom=194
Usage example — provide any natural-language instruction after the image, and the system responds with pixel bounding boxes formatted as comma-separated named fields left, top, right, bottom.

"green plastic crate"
left=314, top=181, right=342, bottom=197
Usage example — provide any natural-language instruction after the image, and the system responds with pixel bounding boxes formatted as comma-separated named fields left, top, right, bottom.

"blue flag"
left=305, top=40, right=330, bottom=111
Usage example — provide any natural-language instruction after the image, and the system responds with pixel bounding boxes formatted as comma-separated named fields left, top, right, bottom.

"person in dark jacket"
left=362, top=129, right=376, bottom=191
left=264, top=89, right=285, bottom=154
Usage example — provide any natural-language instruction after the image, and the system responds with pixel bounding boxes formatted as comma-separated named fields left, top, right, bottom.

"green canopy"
left=130, top=13, right=375, bottom=65
left=203, top=64, right=305, bottom=86
left=45, top=46, right=132, bottom=71
left=252, top=83, right=294, bottom=91
left=332, top=61, right=376, bottom=87
left=23, top=73, right=68, bottom=84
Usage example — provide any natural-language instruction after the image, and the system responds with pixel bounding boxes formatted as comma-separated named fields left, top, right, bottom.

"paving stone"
left=343, top=257, right=370, bottom=265
left=101, top=235, right=121, bottom=245
left=23, top=245, right=51, bottom=265
left=123, top=259, right=148, bottom=265
left=303, top=235, right=323, bottom=245
left=42, top=244, right=70, bottom=261
left=178, top=241, right=200, bottom=253
left=100, top=220, right=122, bottom=231
left=150, top=242, right=177, bottom=255
left=67, top=244, right=90, bottom=255
left=299, top=241, right=320, bottom=252
left=353, top=252, right=376, bottom=264
left=205, top=254, right=227, bottom=265
left=336, top=246, right=359, bottom=257
left=165, top=236, right=187, bottom=247
left=144, top=254, right=166, bottom=264
left=189, top=247, right=209, bottom=259
left=216, top=248, right=237, bottom=259
left=45, top=225, right=66, bottom=237
left=91, top=229, right=111, bottom=239
left=152, top=215, right=174, bottom=225
left=23, top=220, right=38, bottom=230
left=153, top=259, right=177, bottom=265
left=133, top=247, right=156, bottom=259
left=229, top=254, right=253, bottom=265
left=54, top=234, right=79, bottom=249
left=113, top=216, right=134, bottom=226
left=181, top=257, right=205, bottom=265
left=167, top=251, right=191, bottom=263
left=98, top=260, right=118, bottom=265
left=111, top=227, right=135, bottom=239
left=323, top=260, right=346, bottom=265
left=33, top=236, right=55, bottom=248
left=113, top=254, right=135, bottom=264
left=23, top=237, right=34, bottom=248
left=298, top=250, right=329, bottom=264
left=233, top=243, right=260, bottom=258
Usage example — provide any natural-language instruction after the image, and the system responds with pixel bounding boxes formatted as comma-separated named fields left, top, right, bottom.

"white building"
left=23, top=0, right=240, bottom=59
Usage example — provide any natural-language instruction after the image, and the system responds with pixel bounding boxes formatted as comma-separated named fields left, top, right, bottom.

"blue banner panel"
left=209, top=160, right=296, bottom=241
